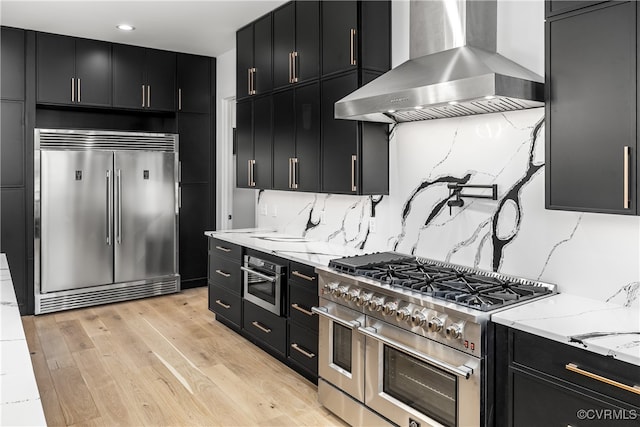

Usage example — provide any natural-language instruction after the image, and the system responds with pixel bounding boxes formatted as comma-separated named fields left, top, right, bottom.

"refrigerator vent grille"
left=37, top=129, right=176, bottom=152
left=36, top=278, right=179, bottom=314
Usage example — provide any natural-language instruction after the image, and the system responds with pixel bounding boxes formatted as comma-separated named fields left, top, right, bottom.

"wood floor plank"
left=49, top=366, right=100, bottom=425
left=58, top=319, right=95, bottom=353
left=34, top=313, right=77, bottom=371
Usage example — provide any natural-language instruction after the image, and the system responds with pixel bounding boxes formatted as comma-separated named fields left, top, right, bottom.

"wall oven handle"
left=312, top=306, right=361, bottom=329
left=240, top=265, right=277, bottom=282
left=566, top=363, right=640, bottom=395
left=357, top=326, right=473, bottom=380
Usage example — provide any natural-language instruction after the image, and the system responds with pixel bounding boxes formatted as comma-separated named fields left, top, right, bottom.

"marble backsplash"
left=255, top=108, right=640, bottom=307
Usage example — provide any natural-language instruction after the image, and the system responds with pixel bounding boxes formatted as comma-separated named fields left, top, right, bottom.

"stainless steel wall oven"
left=242, top=255, right=286, bottom=316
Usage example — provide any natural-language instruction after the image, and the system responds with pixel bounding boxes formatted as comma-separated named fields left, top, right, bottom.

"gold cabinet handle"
left=288, top=158, right=292, bottom=189
left=291, top=343, right=315, bottom=359
left=178, top=88, right=182, bottom=111
left=288, top=52, right=293, bottom=83
left=247, top=68, right=252, bottom=95
left=292, top=157, right=299, bottom=189
left=77, top=78, right=81, bottom=103
left=565, top=363, right=640, bottom=395
left=292, top=51, right=298, bottom=82
left=250, top=67, right=256, bottom=95
left=71, top=77, right=75, bottom=102
left=292, top=270, right=315, bottom=282
left=215, top=269, right=231, bottom=278
left=215, top=300, right=231, bottom=309
left=251, top=321, right=271, bottom=334
left=351, top=154, right=357, bottom=192
left=147, top=85, right=151, bottom=108
left=215, top=245, right=231, bottom=253
left=291, top=303, right=314, bottom=316
left=350, top=28, right=357, bottom=65
left=623, top=146, right=630, bottom=209
left=142, top=84, right=146, bottom=107
left=250, top=159, right=256, bottom=187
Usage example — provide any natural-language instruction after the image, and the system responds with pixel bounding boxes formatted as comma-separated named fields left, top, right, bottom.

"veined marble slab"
left=492, top=293, right=640, bottom=366
left=0, top=254, right=47, bottom=426
left=205, top=228, right=364, bottom=267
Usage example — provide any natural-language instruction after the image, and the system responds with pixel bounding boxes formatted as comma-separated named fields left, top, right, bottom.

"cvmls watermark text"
left=577, top=409, right=637, bottom=421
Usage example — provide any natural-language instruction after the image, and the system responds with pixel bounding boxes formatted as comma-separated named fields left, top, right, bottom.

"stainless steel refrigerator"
left=34, top=129, right=180, bottom=314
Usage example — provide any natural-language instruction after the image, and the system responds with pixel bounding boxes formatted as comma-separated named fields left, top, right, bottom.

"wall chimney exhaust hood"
left=335, top=0, right=544, bottom=123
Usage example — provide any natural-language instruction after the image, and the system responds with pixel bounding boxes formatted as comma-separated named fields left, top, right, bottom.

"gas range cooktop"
left=328, top=252, right=555, bottom=312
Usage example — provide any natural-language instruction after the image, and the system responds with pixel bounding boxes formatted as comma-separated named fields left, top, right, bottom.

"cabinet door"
left=178, top=113, right=210, bottom=184
left=295, top=1, right=320, bottom=83
left=75, top=39, right=111, bottom=107
left=253, top=96, right=273, bottom=189
left=145, top=49, right=176, bottom=111
left=113, top=44, right=145, bottom=109
left=1, top=27, right=24, bottom=101
left=37, top=33, right=75, bottom=105
left=236, top=25, right=254, bottom=100
left=272, top=89, right=296, bottom=190
left=253, top=14, right=273, bottom=95
left=322, top=1, right=357, bottom=76
left=179, top=183, right=210, bottom=285
left=546, top=2, right=637, bottom=214
left=177, top=54, right=210, bottom=113
left=295, top=83, right=320, bottom=192
left=546, top=1, right=606, bottom=18
left=360, top=0, right=391, bottom=73
left=321, top=73, right=359, bottom=194
left=273, top=2, right=295, bottom=89
left=236, top=100, right=253, bottom=189
left=0, top=101, right=24, bottom=187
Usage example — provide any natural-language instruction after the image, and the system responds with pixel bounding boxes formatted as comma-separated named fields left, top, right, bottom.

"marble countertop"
left=492, top=293, right=640, bottom=366
left=0, top=254, right=47, bottom=426
left=205, top=228, right=364, bottom=267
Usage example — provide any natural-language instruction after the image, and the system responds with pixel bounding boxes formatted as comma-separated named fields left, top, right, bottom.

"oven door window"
left=332, top=323, right=352, bottom=372
left=246, top=271, right=276, bottom=305
left=383, top=346, right=457, bottom=427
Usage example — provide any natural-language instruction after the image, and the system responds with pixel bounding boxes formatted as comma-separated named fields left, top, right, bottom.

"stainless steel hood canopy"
left=335, top=0, right=544, bottom=123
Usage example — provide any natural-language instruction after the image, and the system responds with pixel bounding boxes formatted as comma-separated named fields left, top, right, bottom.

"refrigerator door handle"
left=106, top=170, right=112, bottom=245
left=116, top=169, right=122, bottom=244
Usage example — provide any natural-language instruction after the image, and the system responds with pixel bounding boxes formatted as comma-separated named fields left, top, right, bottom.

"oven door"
left=241, top=264, right=282, bottom=315
left=360, top=318, right=481, bottom=427
left=312, top=300, right=366, bottom=402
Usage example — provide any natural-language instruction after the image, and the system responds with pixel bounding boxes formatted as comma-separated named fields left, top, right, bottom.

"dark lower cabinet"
left=497, top=325, right=640, bottom=427
left=209, top=285, right=242, bottom=330
left=243, top=300, right=287, bottom=356
left=546, top=1, right=638, bottom=215
left=208, top=239, right=242, bottom=330
left=179, top=184, right=211, bottom=289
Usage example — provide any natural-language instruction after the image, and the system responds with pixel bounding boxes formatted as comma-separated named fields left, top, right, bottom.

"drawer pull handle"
left=291, top=303, right=314, bottom=317
left=251, top=321, right=271, bottom=334
left=292, top=270, right=315, bottom=282
left=565, top=363, right=640, bottom=395
left=215, top=245, right=232, bottom=253
left=215, top=269, right=231, bottom=278
left=215, top=300, right=231, bottom=309
left=623, top=146, right=630, bottom=209
left=291, top=343, right=315, bottom=359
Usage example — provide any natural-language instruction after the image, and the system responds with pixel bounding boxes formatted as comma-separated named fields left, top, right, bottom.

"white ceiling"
left=0, top=0, right=288, bottom=57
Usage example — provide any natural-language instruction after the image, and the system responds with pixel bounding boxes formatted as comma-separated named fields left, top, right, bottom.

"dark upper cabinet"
left=545, top=0, right=608, bottom=17
left=178, top=114, right=210, bottom=184
left=546, top=1, right=637, bottom=215
left=1, top=27, right=25, bottom=101
left=272, top=89, right=296, bottom=190
left=1, top=102, right=24, bottom=187
left=236, top=100, right=253, bottom=189
left=113, top=44, right=176, bottom=111
left=177, top=54, right=210, bottom=114
left=236, top=97, right=273, bottom=189
left=37, top=33, right=111, bottom=107
left=236, top=14, right=273, bottom=100
left=321, top=73, right=388, bottom=195
left=273, top=1, right=320, bottom=89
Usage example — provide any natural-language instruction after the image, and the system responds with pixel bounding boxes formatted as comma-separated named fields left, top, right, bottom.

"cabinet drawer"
left=288, top=282, right=318, bottom=331
left=243, top=300, right=287, bottom=355
left=511, top=329, right=640, bottom=406
left=289, top=261, right=318, bottom=288
left=208, top=238, right=242, bottom=262
left=288, top=322, right=318, bottom=376
left=209, top=285, right=241, bottom=328
left=208, top=254, right=241, bottom=295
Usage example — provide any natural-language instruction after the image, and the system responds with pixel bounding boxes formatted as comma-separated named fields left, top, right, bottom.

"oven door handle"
left=357, top=326, right=473, bottom=380
left=240, top=266, right=277, bottom=283
left=312, top=306, right=361, bottom=329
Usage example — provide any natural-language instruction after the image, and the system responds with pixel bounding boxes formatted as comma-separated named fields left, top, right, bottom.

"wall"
left=251, top=0, right=640, bottom=307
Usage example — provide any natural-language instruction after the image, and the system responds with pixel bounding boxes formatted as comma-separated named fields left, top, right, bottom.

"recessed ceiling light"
left=448, top=101, right=459, bottom=105
left=484, top=95, right=495, bottom=100
left=414, top=106, right=423, bottom=110
left=387, top=109, right=396, bottom=113
left=117, top=24, right=135, bottom=31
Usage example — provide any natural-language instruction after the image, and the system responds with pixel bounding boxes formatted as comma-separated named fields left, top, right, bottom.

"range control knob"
left=356, top=292, right=373, bottom=307
left=382, top=301, right=398, bottom=316
left=411, top=311, right=427, bottom=328
left=323, top=283, right=338, bottom=296
left=345, top=288, right=360, bottom=302
left=332, top=285, right=349, bottom=298
left=396, top=307, right=412, bottom=322
left=427, top=317, right=444, bottom=333
left=368, top=296, right=385, bottom=312
left=445, top=323, right=464, bottom=340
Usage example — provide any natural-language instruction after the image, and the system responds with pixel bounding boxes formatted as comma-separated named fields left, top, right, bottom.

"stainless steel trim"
left=358, top=326, right=472, bottom=379
left=312, top=306, right=361, bottom=329
left=215, top=299, right=231, bottom=309
left=318, top=380, right=392, bottom=427
left=106, top=170, right=112, bottom=245
left=215, top=269, right=231, bottom=278
left=566, top=363, right=640, bottom=395
left=350, top=29, right=356, bottom=66
left=36, top=129, right=177, bottom=152
left=71, top=77, right=75, bottom=102
left=624, top=146, right=630, bottom=209
left=147, top=85, right=151, bottom=108
left=251, top=321, right=272, bottom=334
left=77, top=78, right=81, bottom=103
left=116, top=169, right=122, bottom=244
left=291, top=343, right=315, bottom=359
left=292, top=270, right=315, bottom=282
left=215, top=245, right=232, bottom=253
left=291, top=303, right=314, bottom=316
left=240, top=265, right=277, bottom=283
left=351, top=155, right=357, bottom=192
left=178, top=88, right=182, bottom=111
left=292, top=51, right=298, bottom=82
left=142, top=85, right=145, bottom=107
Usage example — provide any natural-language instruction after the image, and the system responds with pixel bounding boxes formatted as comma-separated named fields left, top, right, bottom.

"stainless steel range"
left=312, top=252, right=556, bottom=427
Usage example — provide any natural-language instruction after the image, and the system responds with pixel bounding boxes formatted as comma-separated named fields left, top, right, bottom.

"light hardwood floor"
left=22, top=287, right=346, bottom=427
